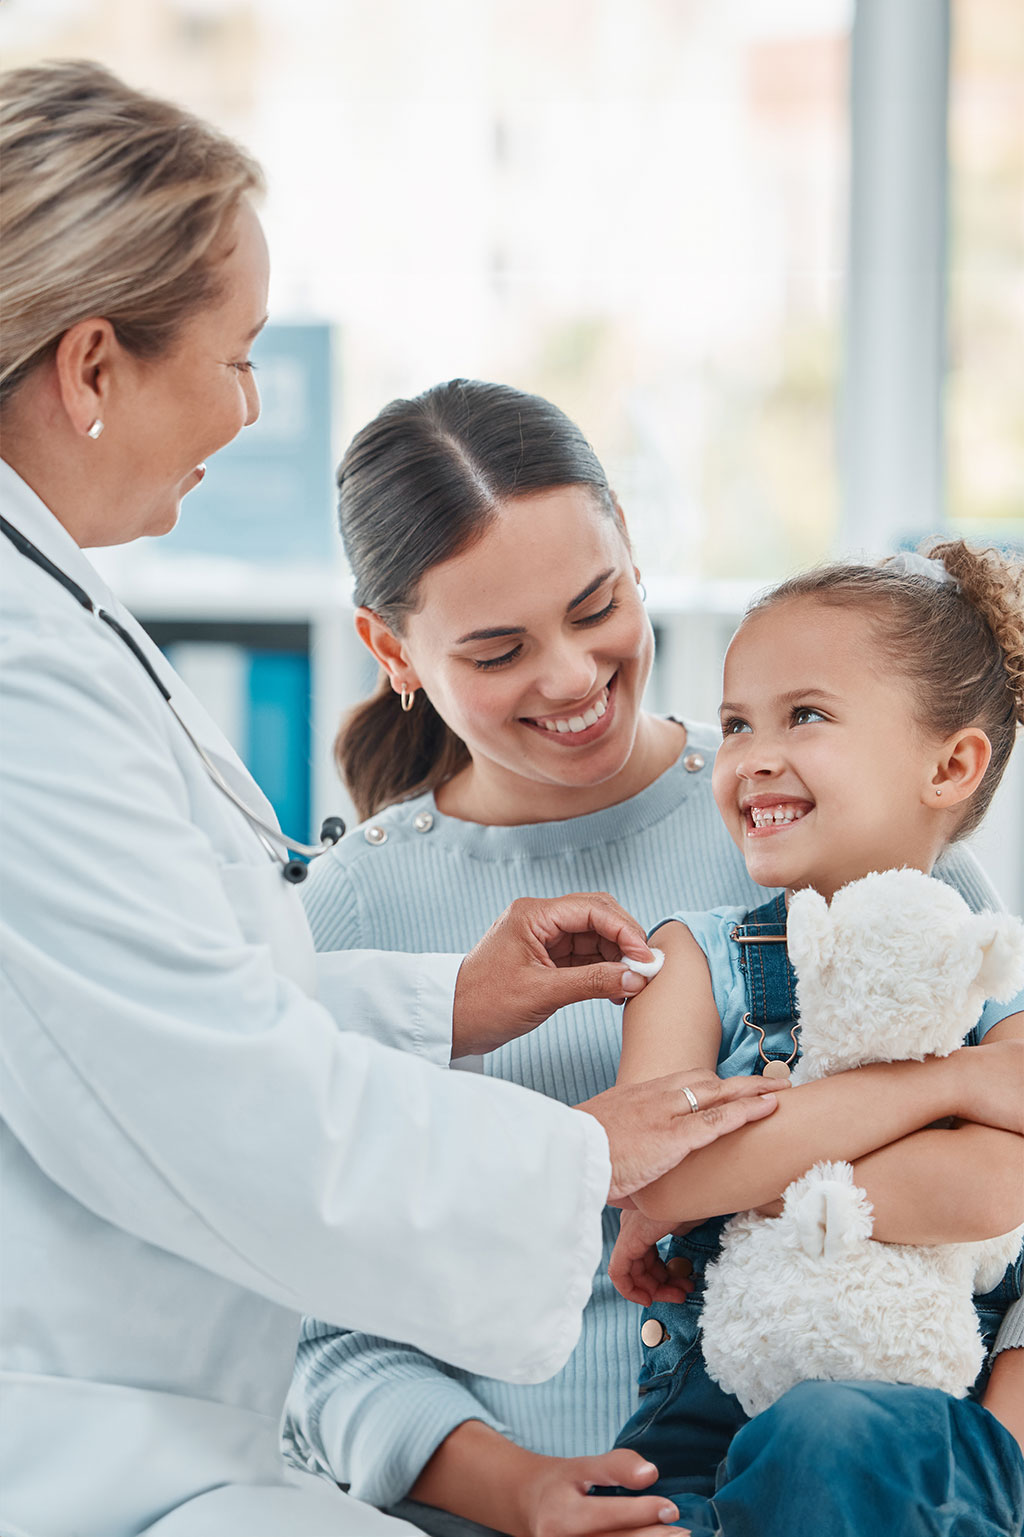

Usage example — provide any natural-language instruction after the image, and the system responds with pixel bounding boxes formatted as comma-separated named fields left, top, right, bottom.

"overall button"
left=683, top=752, right=705, bottom=773
left=666, top=1255, right=693, bottom=1280
left=364, top=825, right=388, bottom=846
left=762, top=1059, right=792, bottom=1081
left=641, top=1318, right=669, bottom=1348
left=413, top=811, right=434, bottom=833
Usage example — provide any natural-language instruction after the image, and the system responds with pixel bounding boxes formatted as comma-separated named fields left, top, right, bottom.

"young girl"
left=609, top=542, right=1024, bottom=1536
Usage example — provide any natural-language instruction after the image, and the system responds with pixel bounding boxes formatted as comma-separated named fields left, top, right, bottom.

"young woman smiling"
left=284, top=379, right=1011, bottom=1537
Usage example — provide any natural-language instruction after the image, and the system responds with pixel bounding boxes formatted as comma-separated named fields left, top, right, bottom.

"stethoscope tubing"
left=167, top=698, right=337, bottom=859
left=1, top=515, right=344, bottom=879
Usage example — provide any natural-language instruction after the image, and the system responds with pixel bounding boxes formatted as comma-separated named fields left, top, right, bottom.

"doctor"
left=0, top=61, right=782, bottom=1537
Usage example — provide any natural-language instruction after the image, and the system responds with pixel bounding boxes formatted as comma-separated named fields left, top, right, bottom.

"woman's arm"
left=410, top=1421, right=680, bottom=1537
left=286, top=1324, right=500, bottom=1504
left=290, top=1332, right=681, bottom=1532
left=984, top=1291, right=1024, bottom=1456
left=983, top=1349, right=1024, bottom=1454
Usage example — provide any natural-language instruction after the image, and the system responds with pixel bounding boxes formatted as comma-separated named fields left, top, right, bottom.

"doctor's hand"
left=577, top=1070, right=782, bottom=1206
left=452, top=892, right=658, bottom=1058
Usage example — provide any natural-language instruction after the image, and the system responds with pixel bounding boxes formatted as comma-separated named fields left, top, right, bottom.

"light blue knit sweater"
left=284, top=721, right=1002, bottom=1507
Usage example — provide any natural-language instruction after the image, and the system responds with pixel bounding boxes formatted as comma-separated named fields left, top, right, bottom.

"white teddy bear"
left=699, top=867, right=1024, bottom=1419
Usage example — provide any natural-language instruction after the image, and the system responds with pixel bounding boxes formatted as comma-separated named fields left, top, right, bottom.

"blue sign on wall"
left=163, top=323, right=336, bottom=563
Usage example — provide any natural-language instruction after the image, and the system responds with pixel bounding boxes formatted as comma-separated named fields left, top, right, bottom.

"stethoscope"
left=1, top=516, right=345, bottom=882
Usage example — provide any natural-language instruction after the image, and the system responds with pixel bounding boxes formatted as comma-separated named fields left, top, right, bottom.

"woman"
left=0, top=64, right=784, bottom=1537
left=286, top=379, right=1024, bottom=1537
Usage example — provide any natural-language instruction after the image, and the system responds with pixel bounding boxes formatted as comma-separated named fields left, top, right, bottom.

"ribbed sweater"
left=283, top=720, right=1006, bottom=1507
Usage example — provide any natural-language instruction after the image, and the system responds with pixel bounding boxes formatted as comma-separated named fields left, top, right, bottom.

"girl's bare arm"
left=616, top=920, right=723, bottom=1083
left=842, top=1014, right=1024, bottom=1243
left=624, top=957, right=1024, bottom=1227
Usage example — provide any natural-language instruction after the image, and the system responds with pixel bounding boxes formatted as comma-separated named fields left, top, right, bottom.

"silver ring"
left=682, top=1085, right=700, bottom=1115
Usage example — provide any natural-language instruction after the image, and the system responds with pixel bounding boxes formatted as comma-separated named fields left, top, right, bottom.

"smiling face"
left=377, top=484, right=666, bottom=823
left=104, top=199, right=269, bottom=543
left=712, top=597, right=951, bottom=900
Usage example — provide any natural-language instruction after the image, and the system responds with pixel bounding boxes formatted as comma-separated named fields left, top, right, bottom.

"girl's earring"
left=400, top=684, right=416, bottom=713
left=86, top=419, right=104, bottom=440
left=935, top=787, right=943, bottom=796
left=636, top=575, right=647, bottom=603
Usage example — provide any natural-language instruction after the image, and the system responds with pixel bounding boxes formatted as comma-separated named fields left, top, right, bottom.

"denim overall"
left=606, top=895, right=1024, bottom=1535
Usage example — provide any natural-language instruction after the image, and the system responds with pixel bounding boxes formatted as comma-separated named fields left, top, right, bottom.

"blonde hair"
left=747, top=539, right=1024, bottom=841
left=0, top=59, right=264, bottom=401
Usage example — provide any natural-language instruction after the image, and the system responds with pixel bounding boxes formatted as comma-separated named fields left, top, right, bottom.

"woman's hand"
left=410, top=1422, right=685, bottom=1537
left=515, top=1449, right=684, bottom=1537
left=578, top=1070, right=783, bottom=1205
left=609, top=1210, right=700, bottom=1306
left=452, top=893, right=659, bottom=1057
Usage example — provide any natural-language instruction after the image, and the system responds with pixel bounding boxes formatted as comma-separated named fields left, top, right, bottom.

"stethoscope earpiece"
left=319, top=816, right=346, bottom=846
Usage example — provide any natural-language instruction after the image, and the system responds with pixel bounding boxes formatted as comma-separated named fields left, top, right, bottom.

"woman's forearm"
left=852, top=1125, right=1024, bottom=1244
left=410, top=1419, right=543, bottom=1537
left=983, top=1349, right=1024, bottom=1455
left=634, top=1051, right=995, bottom=1225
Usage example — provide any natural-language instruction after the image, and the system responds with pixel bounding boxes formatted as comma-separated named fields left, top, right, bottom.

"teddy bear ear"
left=787, top=888, right=833, bottom=970
left=970, top=912, right=1024, bottom=1003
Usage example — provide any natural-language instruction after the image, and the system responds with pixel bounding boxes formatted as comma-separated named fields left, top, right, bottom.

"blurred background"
left=2, top=0, right=1021, bottom=902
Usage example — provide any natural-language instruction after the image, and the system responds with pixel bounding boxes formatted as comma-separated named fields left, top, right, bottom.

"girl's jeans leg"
left=669, top=1380, right=1024, bottom=1537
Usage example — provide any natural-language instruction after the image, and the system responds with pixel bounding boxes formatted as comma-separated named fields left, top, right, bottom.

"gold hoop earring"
left=400, top=685, right=416, bottom=713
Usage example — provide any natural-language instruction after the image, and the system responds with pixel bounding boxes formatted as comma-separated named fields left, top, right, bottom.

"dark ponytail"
left=337, top=678, right=470, bottom=822
left=335, top=378, right=618, bottom=819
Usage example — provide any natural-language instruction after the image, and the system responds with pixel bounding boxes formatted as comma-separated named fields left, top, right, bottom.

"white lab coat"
left=0, top=462, right=610, bottom=1537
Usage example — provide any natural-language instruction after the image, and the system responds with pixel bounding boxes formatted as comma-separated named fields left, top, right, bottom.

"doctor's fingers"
left=513, top=891, right=664, bottom=1007
left=518, top=891, right=655, bottom=969
left=452, top=895, right=654, bottom=1057
left=578, top=1071, right=782, bottom=1204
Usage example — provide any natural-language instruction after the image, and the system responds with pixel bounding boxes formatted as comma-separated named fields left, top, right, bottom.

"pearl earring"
left=86, top=419, right=104, bottom=440
left=935, top=787, right=943, bottom=796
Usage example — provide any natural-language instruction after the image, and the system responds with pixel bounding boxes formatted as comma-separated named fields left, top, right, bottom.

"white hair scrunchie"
left=887, top=549, right=957, bottom=588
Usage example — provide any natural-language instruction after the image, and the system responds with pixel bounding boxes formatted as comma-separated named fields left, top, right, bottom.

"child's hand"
left=609, top=1209, right=698, bottom=1306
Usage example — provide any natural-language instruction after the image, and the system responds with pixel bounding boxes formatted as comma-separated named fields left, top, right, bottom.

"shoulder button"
left=683, top=752, right=705, bottom=773
left=364, top=825, right=388, bottom=845
left=413, top=810, right=434, bottom=833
